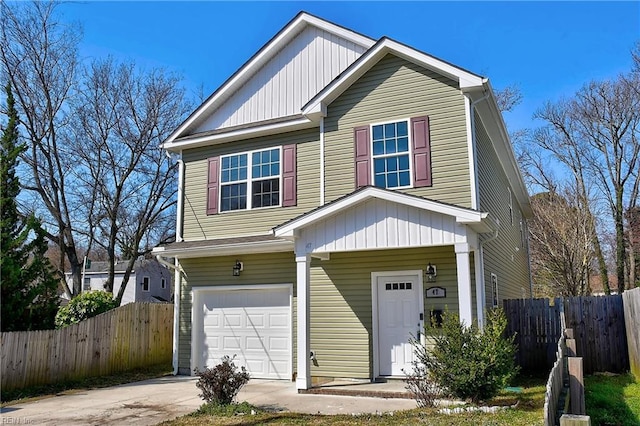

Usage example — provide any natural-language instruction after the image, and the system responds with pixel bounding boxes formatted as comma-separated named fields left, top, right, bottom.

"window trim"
left=142, top=276, right=150, bottom=292
left=491, top=273, right=498, bottom=308
left=218, top=146, right=283, bottom=213
left=369, top=118, right=414, bottom=190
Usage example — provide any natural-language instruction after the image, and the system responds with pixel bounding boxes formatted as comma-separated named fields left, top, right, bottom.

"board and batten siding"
left=476, top=112, right=531, bottom=302
left=194, top=26, right=368, bottom=133
left=177, top=252, right=297, bottom=375
left=308, top=246, right=466, bottom=379
left=324, top=54, right=472, bottom=207
left=181, top=128, right=320, bottom=241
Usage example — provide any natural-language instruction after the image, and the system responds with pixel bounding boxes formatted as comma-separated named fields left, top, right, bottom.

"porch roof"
left=273, top=187, right=494, bottom=254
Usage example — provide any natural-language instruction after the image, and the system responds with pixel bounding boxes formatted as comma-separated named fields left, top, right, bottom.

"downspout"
left=467, top=90, right=491, bottom=329
left=176, top=152, right=184, bottom=242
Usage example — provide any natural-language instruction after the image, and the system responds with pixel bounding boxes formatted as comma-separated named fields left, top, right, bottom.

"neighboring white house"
left=64, top=258, right=172, bottom=305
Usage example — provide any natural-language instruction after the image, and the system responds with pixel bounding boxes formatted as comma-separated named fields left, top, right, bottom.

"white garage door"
left=194, top=286, right=291, bottom=380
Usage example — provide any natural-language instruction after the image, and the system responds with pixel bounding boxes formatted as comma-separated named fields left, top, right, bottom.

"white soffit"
left=163, top=12, right=375, bottom=148
left=302, top=38, right=485, bottom=116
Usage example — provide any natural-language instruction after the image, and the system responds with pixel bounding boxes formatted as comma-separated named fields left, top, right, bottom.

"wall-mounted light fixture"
left=426, top=263, right=437, bottom=282
left=233, top=260, right=243, bottom=276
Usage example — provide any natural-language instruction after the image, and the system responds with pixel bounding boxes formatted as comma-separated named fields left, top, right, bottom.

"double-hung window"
left=372, top=120, right=411, bottom=189
left=354, top=115, right=431, bottom=190
left=220, top=147, right=280, bottom=212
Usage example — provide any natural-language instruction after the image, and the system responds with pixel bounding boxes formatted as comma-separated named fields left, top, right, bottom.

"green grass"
left=0, top=363, right=173, bottom=405
left=585, top=373, right=640, bottom=426
left=160, top=373, right=546, bottom=426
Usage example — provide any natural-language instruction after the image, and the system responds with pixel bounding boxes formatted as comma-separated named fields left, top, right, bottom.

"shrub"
left=194, top=355, right=250, bottom=405
left=404, top=342, right=441, bottom=407
left=55, top=291, right=118, bottom=328
left=409, top=308, right=519, bottom=403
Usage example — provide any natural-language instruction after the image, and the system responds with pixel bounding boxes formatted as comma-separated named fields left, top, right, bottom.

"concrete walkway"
left=1, top=376, right=417, bottom=425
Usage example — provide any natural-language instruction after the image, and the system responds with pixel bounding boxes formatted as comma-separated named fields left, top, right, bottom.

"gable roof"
left=163, top=12, right=375, bottom=149
left=302, top=37, right=485, bottom=118
left=274, top=186, right=494, bottom=238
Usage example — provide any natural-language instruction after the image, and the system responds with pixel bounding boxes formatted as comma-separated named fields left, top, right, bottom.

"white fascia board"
left=303, top=38, right=484, bottom=116
left=274, top=187, right=488, bottom=237
left=163, top=117, right=315, bottom=152
left=165, top=13, right=375, bottom=146
left=472, top=82, right=532, bottom=218
left=152, top=239, right=293, bottom=259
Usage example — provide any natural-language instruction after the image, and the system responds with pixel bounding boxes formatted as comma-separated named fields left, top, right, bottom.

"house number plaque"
left=425, top=286, right=446, bottom=298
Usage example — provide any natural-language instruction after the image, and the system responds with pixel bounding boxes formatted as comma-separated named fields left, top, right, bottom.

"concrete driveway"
left=1, top=376, right=417, bottom=425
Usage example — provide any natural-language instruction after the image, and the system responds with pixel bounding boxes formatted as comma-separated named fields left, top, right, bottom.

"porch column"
left=295, top=253, right=311, bottom=390
left=455, top=243, right=473, bottom=326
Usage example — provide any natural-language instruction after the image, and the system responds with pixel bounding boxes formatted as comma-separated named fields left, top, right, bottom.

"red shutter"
left=282, top=144, right=297, bottom=207
left=354, top=125, right=371, bottom=188
left=411, top=116, right=432, bottom=187
left=206, top=157, right=219, bottom=215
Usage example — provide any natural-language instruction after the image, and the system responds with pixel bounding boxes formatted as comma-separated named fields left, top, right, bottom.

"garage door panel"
left=198, top=287, right=291, bottom=380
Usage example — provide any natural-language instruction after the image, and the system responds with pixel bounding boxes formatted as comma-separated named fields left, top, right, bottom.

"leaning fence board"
left=1, top=303, right=173, bottom=393
left=623, top=288, right=640, bottom=380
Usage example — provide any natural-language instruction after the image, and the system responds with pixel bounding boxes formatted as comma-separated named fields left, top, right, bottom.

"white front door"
left=376, top=274, right=421, bottom=376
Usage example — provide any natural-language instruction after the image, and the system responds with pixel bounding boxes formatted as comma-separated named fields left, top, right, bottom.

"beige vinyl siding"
left=324, top=54, right=471, bottom=207
left=476, top=112, right=531, bottom=303
left=176, top=252, right=297, bottom=375
left=181, top=128, right=320, bottom=241
left=308, top=246, right=461, bottom=379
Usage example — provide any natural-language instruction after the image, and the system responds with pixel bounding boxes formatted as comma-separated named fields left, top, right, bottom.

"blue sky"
left=58, top=1, right=639, bottom=132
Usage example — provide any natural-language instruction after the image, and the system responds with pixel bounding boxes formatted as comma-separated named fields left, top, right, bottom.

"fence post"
left=568, top=357, right=585, bottom=415
left=566, top=338, right=577, bottom=358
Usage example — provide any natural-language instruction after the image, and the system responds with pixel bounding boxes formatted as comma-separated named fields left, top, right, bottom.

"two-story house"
left=153, top=12, right=532, bottom=390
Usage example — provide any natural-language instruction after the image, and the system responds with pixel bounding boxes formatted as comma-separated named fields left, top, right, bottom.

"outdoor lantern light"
left=426, top=263, right=437, bottom=282
left=233, top=260, right=243, bottom=276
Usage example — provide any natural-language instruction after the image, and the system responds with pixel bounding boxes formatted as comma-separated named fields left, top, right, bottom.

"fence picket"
left=1, top=303, right=173, bottom=392
left=505, top=295, right=629, bottom=374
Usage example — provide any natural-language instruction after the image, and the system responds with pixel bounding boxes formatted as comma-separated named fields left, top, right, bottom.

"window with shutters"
left=219, top=147, right=281, bottom=212
left=354, top=115, right=432, bottom=190
left=207, top=145, right=296, bottom=215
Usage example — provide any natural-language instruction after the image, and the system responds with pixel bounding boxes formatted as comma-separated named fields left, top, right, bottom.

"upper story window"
left=207, top=145, right=296, bottom=215
left=355, top=115, right=431, bottom=190
left=372, top=120, right=411, bottom=189
left=142, top=276, right=150, bottom=292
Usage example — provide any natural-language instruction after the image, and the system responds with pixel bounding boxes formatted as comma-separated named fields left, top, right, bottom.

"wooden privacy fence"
left=503, top=298, right=563, bottom=371
left=1, top=302, right=173, bottom=392
left=623, top=287, right=640, bottom=380
left=504, top=295, right=629, bottom=374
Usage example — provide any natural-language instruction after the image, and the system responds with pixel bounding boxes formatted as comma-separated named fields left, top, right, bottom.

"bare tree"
left=0, top=0, right=84, bottom=295
left=70, top=58, right=190, bottom=304
left=529, top=189, right=596, bottom=297
left=2, top=1, right=191, bottom=303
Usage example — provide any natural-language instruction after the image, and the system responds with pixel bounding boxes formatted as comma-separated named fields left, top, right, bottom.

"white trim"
left=176, top=153, right=184, bottom=242
left=491, top=273, right=499, bottom=307
left=369, top=118, right=414, bottom=189
left=142, top=276, right=150, bottom=292
left=274, top=186, right=489, bottom=238
left=302, top=38, right=484, bottom=117
left=152, top=238, right=293, bottom=259
left=172, top=259, right=181, bottom=375
left=371, top=270, right=424, bottom=379
left=219, top=146, right=282, bottom=212
left=295, top=254, right=311, bottom=389
left=164, top=13, right=374, bottom=147
left=319, top=117, right=325, bottom=205
left=163, top=117, right=314, bottom=152
left=464, top=96, right=478, bottom=210
left=190, top=283, right=293, bottom=378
